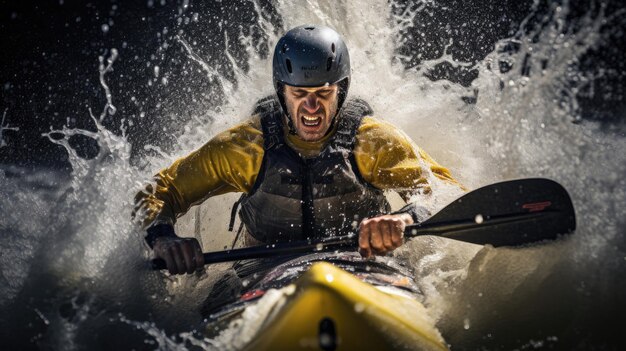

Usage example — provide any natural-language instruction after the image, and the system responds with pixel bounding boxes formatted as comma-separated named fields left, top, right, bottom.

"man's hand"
left=153, top=236, right=204, bottom=275
left=358, top=213, right=414, bottom=258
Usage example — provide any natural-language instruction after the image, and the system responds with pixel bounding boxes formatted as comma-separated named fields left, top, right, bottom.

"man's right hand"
left=153, top=236, right=205, bottom=275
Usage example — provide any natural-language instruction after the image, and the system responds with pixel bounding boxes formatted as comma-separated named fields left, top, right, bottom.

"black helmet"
left=272, top=25, right=351, bottom=120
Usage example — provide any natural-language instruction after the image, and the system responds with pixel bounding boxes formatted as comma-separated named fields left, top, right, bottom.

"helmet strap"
left=276, top=82, right=298, bottom=135
left=286, top=115, right=298, bottom=135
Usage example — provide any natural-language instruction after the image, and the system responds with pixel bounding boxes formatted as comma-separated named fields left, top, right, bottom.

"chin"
left=296, top=129, right=323, bottom=141
left=300, top=134, right=322, bottom=142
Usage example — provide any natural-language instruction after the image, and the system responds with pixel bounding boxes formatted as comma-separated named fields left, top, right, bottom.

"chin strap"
left=324, top=112, right=339, bottom=137
left=286, top=114, right=298, bottom=135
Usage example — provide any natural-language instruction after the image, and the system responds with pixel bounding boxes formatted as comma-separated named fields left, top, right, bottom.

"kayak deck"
left=229, top=262, right=448, bottom=351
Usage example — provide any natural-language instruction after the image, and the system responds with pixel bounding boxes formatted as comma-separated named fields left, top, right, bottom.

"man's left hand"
left=358, top=213, right=414, bottom=258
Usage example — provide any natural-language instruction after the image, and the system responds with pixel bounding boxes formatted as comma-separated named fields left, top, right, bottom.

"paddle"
left=152, top=178, right=576, bottom=270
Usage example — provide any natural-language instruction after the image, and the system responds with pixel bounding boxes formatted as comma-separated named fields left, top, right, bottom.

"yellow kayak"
left=208, top=259, right=448, bottom=351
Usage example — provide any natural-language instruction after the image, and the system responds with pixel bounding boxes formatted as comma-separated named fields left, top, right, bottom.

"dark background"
left=0, top=0, right=624, bottom=173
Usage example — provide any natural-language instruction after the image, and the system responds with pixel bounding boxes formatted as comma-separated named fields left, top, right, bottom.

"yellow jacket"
left=135, top=115, right=461, bottom=227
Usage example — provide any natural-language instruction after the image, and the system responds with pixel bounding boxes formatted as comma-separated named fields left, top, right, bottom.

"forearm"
left=134, top=165, right=221, bottom=247
left=133, top=145, right=242, bottom=229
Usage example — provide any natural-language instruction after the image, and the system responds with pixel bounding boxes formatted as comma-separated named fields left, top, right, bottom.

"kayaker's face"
left=283, top=84, right=339, bottom=142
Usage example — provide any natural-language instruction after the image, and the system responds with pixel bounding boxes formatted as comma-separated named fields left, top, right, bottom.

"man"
left=134, top=25, right=461, bottom=275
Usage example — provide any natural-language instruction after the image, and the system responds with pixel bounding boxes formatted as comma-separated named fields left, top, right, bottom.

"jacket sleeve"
left=133, top=119, right=264, bottom=229
left=353, top=117, right=465, bottom=197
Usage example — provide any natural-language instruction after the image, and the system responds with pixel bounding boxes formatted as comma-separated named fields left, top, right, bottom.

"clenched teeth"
left=301, top=115, right=321, bottom=126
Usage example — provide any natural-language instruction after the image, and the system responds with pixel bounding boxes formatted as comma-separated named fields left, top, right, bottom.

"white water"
left=1, top=0, right=624, bottom=349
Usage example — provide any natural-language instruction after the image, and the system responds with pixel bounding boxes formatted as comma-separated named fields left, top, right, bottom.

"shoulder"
left=193, top=116, right=264, bottom=163
left=210, top=115, right=263, bottom=145
left=208, top=94, right=277, bottom=145
left=355, top=116, right=414, bottom=149
left=358, top=116, right=401, bottom=133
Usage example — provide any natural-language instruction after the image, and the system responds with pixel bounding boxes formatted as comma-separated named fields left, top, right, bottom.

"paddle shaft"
left=151, top=178, right=576, bottom=270
left=152, top=210, right=566, bottom=270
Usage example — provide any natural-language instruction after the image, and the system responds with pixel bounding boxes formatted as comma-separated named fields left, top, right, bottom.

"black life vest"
left=238, top=97, right=391, bottom=244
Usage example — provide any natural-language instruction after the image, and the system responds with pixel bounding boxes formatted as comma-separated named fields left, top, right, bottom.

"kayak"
left=202, top=253, right=448, bottom=351
left=161, top=178, right=575, bottom=350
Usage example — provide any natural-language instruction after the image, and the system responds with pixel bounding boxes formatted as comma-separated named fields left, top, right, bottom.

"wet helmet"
left=272, top=25, right=351, bottom=122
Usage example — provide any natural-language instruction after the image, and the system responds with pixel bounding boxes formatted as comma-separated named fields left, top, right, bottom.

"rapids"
left=1, top=0, right=624, bottom=350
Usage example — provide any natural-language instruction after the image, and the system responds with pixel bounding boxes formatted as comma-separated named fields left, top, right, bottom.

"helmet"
left=272, top=25, right=351, bottom=120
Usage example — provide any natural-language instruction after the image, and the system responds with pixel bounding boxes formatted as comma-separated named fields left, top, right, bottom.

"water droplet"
left=354, top=302, right=365, bottom=313
left=463, top=318, right=470, bottom=330
left=101, top=24, right=110, bottom=33
left=474, top=214, right=483, bottom=224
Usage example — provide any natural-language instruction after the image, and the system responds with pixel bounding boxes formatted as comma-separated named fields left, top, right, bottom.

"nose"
left=302, top=94, right=319, bottom=113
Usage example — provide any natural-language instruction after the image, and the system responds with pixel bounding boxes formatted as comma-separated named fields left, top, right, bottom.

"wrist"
left=397, top=213, right=414, bottom=225
left=391, top=202, right=430, bottom=224
left=145, top=223, right=178, bottom=248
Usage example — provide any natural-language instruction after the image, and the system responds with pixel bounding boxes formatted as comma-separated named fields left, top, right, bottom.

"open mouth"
left=300, top=114, right=322, bottom=127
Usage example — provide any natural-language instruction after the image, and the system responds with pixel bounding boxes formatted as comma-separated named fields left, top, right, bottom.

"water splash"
left=0, top=109, right=19, bottom=148
left=39, top=50, right=138, bottom=279
left=390, top=1, right=626, bottom=348
left=1, top=0, right=624, bottom=349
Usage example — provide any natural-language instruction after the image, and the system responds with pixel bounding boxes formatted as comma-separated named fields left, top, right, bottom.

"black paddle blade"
left=406, top=178, right=576, bottom=247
